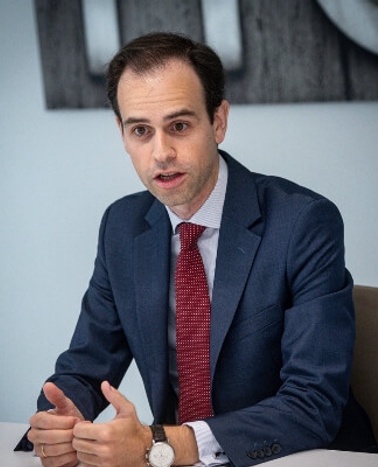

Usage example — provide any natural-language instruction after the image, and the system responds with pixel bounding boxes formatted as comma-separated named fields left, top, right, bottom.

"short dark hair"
left=106, top=32, right=225, bottom=122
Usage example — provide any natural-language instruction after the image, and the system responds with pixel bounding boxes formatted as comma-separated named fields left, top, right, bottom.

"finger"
left=73, top=420, right=114, bottom=444
left=101, top=381, right=133, bottom=417
left=38, top=448, right=79, bottom=467
left=77, top=450, right=101, bottom=466
left=29, top=410, right=79, bottom=432
left=74, top=433, right=114, bottom=466
left=43, top=382, right=81, bottom=418
left=37, top=440, right=76, bottom=458
left=28, top=425, right=75, bottom=445
left=72, top=421, right=99, bottom=442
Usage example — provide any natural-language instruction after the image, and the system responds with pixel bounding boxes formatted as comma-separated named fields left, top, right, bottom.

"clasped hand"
left=28, top=381, right=151, bottom=467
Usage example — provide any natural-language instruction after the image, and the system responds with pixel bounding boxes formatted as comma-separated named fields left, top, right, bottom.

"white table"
left=1, top=422, right=40, bottom=467
left=1, top=422, right=377, bottom=466
left=264, top=447, right=378, bottom=466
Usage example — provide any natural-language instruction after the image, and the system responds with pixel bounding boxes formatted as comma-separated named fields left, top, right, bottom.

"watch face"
left=148, top=441, right=175, bottom=467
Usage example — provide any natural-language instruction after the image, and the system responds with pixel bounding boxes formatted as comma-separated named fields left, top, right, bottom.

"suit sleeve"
left=207, top=198, right=355, bottom=465
left=37, top=205, right=133, bottom=421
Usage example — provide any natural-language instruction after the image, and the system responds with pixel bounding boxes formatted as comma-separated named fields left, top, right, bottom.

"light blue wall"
left=1, top=1, right=377, bottom=423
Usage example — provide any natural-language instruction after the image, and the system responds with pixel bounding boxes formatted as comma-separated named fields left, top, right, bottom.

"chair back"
left=351, top=285, right=378, bottom=442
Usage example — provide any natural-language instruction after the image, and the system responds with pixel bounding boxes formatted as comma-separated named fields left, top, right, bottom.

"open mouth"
left=155, top=172, right=185, bottom=187
left=157, top=172, right=182, bottom=181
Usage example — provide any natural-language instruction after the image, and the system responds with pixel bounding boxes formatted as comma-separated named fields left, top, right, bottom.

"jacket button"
left=256, top=449, right=265, bottom=458
left=272, top=443, right=282, bottom=454
left=247, top=450, right=258, bottom=459
left=264, top=446, right=272, bottom=457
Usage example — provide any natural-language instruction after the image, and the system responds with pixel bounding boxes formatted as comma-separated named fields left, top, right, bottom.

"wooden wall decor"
left=34, top=0, right=378, bottom=109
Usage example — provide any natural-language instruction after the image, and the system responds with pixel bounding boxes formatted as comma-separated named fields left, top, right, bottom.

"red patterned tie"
left=176, top=222, right=212, bottom=423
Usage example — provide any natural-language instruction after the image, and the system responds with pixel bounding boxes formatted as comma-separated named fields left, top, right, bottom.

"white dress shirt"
left=165, top=155, right=230, bottom=465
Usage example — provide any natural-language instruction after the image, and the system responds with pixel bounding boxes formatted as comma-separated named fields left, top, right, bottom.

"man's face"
left=116, top=59, right=229, bottom=220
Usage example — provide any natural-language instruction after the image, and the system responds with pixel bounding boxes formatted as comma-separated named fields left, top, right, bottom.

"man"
left=27, top=32, right=376, bottom=466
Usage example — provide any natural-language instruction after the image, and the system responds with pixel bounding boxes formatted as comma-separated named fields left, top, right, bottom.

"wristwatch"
left=146, top=425, right=175, bottom=467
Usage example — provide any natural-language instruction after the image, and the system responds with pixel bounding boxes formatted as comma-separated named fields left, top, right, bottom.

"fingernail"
left=104, top=381, right=112, bottom=390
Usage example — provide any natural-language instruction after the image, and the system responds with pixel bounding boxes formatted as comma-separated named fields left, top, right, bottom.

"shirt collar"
left=166, top=154, right=228, bottom=233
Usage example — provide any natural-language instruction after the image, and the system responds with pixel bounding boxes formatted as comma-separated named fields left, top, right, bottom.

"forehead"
left=117, top=59, right=206, bottom=120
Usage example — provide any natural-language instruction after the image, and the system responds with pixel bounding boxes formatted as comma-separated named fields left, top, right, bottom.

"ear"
left=115, top=116, right=124, bottom=136
left=213, top=100, right=229, bottom=145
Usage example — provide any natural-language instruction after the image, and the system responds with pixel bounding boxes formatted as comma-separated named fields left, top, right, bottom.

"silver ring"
left=41, top=443, right=47, bottom=458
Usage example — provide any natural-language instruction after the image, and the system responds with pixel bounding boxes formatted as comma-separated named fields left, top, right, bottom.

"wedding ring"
left=41, top=443, right=47, bottom=458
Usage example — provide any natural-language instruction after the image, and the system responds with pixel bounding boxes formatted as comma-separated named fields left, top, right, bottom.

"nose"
left=152, top=131, right=176, bottom=164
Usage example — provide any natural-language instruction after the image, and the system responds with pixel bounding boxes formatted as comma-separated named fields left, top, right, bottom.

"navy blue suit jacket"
left=38, top=151, right=375, bottom=465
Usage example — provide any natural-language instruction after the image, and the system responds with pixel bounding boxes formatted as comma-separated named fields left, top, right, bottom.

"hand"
left=28, top=382, right=84, bottom=466
left=72, top=381, right=151, bottom=466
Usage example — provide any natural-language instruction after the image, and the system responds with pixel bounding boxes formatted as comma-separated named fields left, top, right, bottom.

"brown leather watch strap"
left=150, top=425, right=167, bottom=443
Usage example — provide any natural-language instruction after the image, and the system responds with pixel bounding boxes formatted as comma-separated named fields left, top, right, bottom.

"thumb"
left=101, top=381, right=133, bottom=418
left=43, top=382, right=83, bottom=419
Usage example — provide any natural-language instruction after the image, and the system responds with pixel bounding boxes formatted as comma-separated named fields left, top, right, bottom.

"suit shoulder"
left=254, top=173, right=324, bottom=201
left=221, top=151, right=342, bottom=225
left=107, top=190, right=155, bottom=213
left=253, top=173, right=343, bottom=226
left=100, top=190, right=161, bottom=234
left=254, top=172, right=341, bottom=210
left=222, top=150, right=329, bottom=205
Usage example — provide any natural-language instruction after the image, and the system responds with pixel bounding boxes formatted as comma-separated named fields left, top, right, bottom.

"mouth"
left=154, top=171, right=185, bottom=188
left=157, top=172, right=180, bottom=181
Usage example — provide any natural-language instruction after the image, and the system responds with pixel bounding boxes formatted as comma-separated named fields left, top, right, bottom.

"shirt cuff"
left=185, top=420, right=230, bottom=466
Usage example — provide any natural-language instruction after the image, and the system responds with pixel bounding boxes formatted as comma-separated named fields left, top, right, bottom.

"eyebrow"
left=165, top=108, right=197, bottom=120
left=122, top=108, right=198, bottom=127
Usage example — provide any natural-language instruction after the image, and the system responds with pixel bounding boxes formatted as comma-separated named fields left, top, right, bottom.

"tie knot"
left=178, top=223, right=206, bottom=251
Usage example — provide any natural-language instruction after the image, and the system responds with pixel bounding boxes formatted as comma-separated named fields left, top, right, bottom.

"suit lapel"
left=133, top=200, right=174, bottom=420
left=210, top=152, right=262, bottom=381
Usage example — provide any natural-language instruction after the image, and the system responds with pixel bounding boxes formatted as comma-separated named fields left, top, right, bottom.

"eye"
left=171, top=121, right=188, bottom=132
left=132, top=126, right=149, bottom=137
